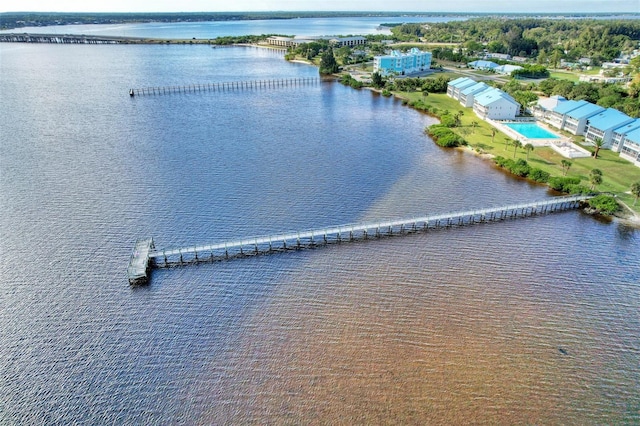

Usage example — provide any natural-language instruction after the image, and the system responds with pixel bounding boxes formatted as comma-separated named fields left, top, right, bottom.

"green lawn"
left=549, top=71, right=580, bottom=82
left=548, top=67, right=602, bottom=82
left=396, top=91, right=640, bottom=213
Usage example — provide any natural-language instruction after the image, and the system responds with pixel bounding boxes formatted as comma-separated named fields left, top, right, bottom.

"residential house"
left=495, top=64, right=523, bottom=75
left=485, top=53, right=511, bottom=60
left=584, top=108, right=634, bottom=147
left=467, top=60, right=499, bottom=71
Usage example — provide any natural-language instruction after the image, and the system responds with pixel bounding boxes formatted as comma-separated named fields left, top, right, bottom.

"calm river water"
left=0, top=29, right=639, bottom=424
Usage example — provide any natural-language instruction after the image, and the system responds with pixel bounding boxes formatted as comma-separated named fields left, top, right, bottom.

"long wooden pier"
left=127, top=195, right=592, bottom=284
left=129, top=77, right=320, bottom=97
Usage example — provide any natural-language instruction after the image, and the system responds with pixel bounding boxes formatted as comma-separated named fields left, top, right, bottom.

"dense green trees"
left=211, top=34, right=281, bottom=45
left=371, top=72, right=385, bottom=89
left=393, top=18, right=640, bottom=63
left=587, top=195, right=620, bottom=215
left=493, top=157, right=549, bottom=181
left=538, top=79, right=640, bottom=118
left=319, top=48, right=339, bottom=75
left=421, top=75, right=450, bottom=93
left=512, top=65, right=550, bottom=79
left=339, top=74, right=363, bottom=89
left=426, top=125, right=467, bottom=147
left=548, top=176, right=591, bottom=194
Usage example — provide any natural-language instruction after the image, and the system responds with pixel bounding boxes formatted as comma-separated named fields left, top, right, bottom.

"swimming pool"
left=504, top=122, right=560, bottom=139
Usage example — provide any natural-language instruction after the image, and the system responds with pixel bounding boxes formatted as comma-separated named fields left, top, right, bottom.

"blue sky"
left=2, top=0, right=638, bottom=13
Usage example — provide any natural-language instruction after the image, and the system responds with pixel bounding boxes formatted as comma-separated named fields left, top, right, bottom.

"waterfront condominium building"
left=472, top=88, right=521, bottom=120
left=446, top=77, right=476, bottom=99
left=611, top=119, right=640, bottom=153
left=373, top=48, right=432, bottom=76
left=584, top=108, right=634, bottom=148
left=618, top=127, right=640, bottom=167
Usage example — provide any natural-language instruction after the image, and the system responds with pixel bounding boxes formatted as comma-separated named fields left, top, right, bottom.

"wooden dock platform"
left=127, top=238, right=155, bottom=285
left=129, top=195, right=592, bottom=284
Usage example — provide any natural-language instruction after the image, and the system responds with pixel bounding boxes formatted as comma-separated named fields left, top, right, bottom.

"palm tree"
left=504, top=137, right=513, bottom=151
left=593, top=137, right=604, bottom=159
left=631, top=181, right=640, bottom=206
left=590, top=168, right=603, bottom=190
left=512, top=140, right=523, bottom=158
left=471, top=121, right=478, bottom=133
left=491, top=128, right=496, bottom=143
left=560, top=159, right=572, bottom=176
left=524, top=143, right=534, bottom=160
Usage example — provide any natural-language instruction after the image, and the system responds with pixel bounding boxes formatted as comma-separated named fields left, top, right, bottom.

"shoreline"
left=387, top=91, right=640, bottom=229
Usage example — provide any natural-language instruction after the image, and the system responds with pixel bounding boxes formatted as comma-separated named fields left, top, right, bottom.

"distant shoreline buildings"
left=266, top=35, right=366, bottom=48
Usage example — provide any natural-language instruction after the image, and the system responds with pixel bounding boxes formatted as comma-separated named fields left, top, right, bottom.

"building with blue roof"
left=562, top=102, right=605, bottom=135
left=459, top=82, right=491, bottom=107
left=473, top=88, right=520, bottom=120
left=446, top=77, right=476, bottom=100
left=545, top=100, right=589, bottom=130
left=612, top=119, right=640, bottom=153
left=619, top=127, right=640, bottom=167
left=585, top=108, right=634, bottom=147
left=373, top=48, right=431, bottom=76
left=495, top=64, right=523, bottom=75
left=467, top=60, right=499, bottom=71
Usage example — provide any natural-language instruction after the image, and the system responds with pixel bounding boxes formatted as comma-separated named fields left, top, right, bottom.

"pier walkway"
left=128, top=195, right=592, bottom=284
left=129, top=77, right=320, bottom=97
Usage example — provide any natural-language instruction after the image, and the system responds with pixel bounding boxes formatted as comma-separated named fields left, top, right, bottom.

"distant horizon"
left=3, top=10, right=640, bottom=15
left=1, top=0, right=638, bottom=14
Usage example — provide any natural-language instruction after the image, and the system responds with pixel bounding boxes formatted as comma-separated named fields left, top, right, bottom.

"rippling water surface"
left=0, top=42, right=638, bottom=424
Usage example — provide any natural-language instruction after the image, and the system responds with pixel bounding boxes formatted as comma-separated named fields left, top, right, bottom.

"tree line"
left=392, top=18, right=640, bottom=64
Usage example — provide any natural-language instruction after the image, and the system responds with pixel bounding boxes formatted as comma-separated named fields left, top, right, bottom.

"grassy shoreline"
left=391, top=91, right=640, bottom=219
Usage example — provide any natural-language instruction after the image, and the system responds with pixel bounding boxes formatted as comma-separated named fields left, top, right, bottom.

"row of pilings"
left=147, top=196, right=592, bottom=269
left=129, top=77, right=320, bottom=97
left=0, top=33, right=120, bottom=44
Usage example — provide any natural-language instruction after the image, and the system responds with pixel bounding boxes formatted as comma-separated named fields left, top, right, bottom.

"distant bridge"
left=128, top=195, right=593, bottom=285
left=0, top=33, right=145, bottom=44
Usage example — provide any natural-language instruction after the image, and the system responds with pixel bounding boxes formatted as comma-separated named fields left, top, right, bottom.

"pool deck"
left=490, top=118, right=561, bottom=146
left=486, top=118, right=590, bottom=158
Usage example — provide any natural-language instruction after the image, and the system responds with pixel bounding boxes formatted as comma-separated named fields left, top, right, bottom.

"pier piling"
left=129, top=77, right=320, bottom=98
